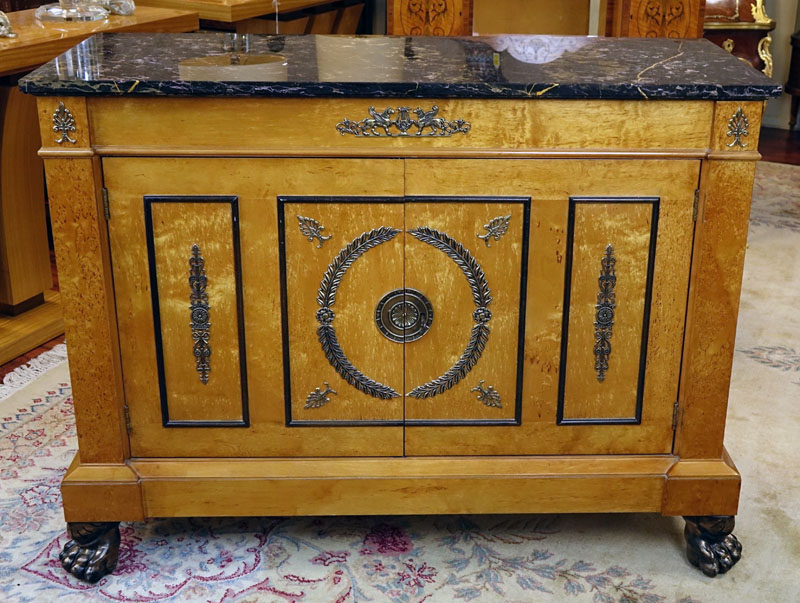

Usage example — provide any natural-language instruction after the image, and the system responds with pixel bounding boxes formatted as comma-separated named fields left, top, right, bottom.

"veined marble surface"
left=20, top=33, right=782, bottom=100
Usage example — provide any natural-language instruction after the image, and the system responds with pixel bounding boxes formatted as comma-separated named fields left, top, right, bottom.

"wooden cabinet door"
left=403, top=197, right=530, bottom=425
left=403, top=159, right=699, bottom=455
left=280, top=197, right=405, bottom=426
left=104, top=158, right=405, bottom=458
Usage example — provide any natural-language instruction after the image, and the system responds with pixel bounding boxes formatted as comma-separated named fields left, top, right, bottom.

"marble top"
left=20, top=33, right=782, bottom=100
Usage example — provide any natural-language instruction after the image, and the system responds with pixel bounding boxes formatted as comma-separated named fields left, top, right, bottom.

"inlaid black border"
left=277, top=195, right=530, bottom=428
left=144, top=195, right=250, bottom=428
left=556, top=196, right=660, bottom=426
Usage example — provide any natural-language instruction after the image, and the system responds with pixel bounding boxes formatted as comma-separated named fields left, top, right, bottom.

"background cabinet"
left=105, top=156, right=698, bottom=458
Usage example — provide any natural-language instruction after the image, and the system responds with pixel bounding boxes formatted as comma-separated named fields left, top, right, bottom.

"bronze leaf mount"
left=477, top=214, right=511, bottom=247
left=305, top=382, right=337, bottom=409
left=726, top=107, right=749, bottom=148
left=471, top=379, right=501, bottom=408
left=297, top=215, right=332, bottom=248
left=52, top=102, right=77, bottom=144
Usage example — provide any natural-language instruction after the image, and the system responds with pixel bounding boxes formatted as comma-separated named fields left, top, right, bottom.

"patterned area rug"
left=1, top=162, right=798, bottom=602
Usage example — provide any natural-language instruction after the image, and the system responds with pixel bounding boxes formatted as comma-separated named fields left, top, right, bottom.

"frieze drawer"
left=86, top=97, right=716, bottom=153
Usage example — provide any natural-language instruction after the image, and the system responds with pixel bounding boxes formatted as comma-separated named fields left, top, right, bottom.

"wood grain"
left=0, top=290, right=62, bottom=365
left=674, top=159, right=755, bottom=459
left=0, top=7, right=198, bottom=77
left=61, top=449, right=743, bottom=521
left=87, top=97, right=714, bottom=154
left=404, top=159, right=698, bottom=456
left=333, top=2, right=364, bottom=33
left=43, top=157, right=128, bottom=463
left=61, top=454, right=144, bottom=522
left=609, top=0, right=704, bottom=37
left=39, top=89, right=760, bottom=524
left=283, top=200, right=405, bottom=422
left=135, top=0, right=330, bottom=23
left=89, top=147, right=712, bottom=159
left=306, top=6, right=338, bottom=32
left=133, top=454, right=676, bottom=517
left=388, top=0, right=472, bottom=35
left=562, top=201, right=654, bottom=421
left=662, top=452, right=741, bottom=516
left=0, top=85, right=51, bottom=307
left=235, top=14, right=309, bottom=34
left=149, top=201, right=245, bottom=423
left=404, top=199, right=525, bottom=422
left=473, top=0, right=590, bottom=35
left=104, top=157, right=405, bottom=457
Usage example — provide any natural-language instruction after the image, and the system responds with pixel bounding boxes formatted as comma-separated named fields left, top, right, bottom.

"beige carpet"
left=1, top=161, right=798, bottom=602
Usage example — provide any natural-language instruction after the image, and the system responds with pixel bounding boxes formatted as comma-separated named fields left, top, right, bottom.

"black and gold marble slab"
left=20, top=33, right=781, bottom=100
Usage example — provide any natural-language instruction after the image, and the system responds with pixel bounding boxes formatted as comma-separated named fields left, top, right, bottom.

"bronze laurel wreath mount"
left=315, top=227, right=402, bottom=400
left=311, top=226, right=492, bottom=401
left=406, top=227, right=492, bottom=398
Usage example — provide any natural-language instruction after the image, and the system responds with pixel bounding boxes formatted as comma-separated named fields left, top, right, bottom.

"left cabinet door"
left=104, top=158, right=405, bottom=457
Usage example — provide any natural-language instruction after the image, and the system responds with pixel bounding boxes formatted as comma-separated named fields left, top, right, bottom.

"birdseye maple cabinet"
left=21, top=33, right=780, bottom=583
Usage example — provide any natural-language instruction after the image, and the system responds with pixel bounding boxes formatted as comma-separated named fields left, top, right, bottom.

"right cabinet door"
left=403, top=159, right=700, bottom=456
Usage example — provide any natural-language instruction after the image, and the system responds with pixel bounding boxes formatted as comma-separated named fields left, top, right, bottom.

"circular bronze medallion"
left=375, top=288, right=433, bottom=343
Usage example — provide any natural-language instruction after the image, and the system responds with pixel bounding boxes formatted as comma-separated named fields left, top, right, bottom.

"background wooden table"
left=134, top=0, right=364, bottom=34
left=0, top=7, right=199, bottom=365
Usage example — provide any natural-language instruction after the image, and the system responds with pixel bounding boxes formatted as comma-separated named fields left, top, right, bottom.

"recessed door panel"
left=559, top=198, right=659, bottom=424
left=145, top=196, right=248, bottom=426
left=279, top=198, right=405, bottom=424
left=403, top=198, right=530, bottom=424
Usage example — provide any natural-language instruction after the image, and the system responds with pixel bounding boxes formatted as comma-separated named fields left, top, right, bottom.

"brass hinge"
left=692, top=189, right=699, bottom=222
left=672, top=401, right=680, bottom=430
left=123, top=404, right=132, bottom=433
left=102, top=187, right=110, bottom=220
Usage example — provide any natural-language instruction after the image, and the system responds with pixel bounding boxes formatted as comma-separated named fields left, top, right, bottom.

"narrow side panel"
left=558, top=197, right=659, bottom=424
left=144, top=196, right=249, bottom=427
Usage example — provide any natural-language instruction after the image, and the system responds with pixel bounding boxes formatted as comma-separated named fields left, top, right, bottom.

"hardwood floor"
left=0, top=334, right=65, bottom=380
left=758, top=127, right=800, bottom=165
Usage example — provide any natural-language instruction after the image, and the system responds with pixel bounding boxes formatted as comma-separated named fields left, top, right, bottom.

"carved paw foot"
left=59, top=522, right=120, bottom=583
left=684, top=515, right=742, bottom=577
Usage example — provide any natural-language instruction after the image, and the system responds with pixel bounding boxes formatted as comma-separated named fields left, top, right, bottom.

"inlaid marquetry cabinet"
left=22, top=33, right=781, bottom=583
